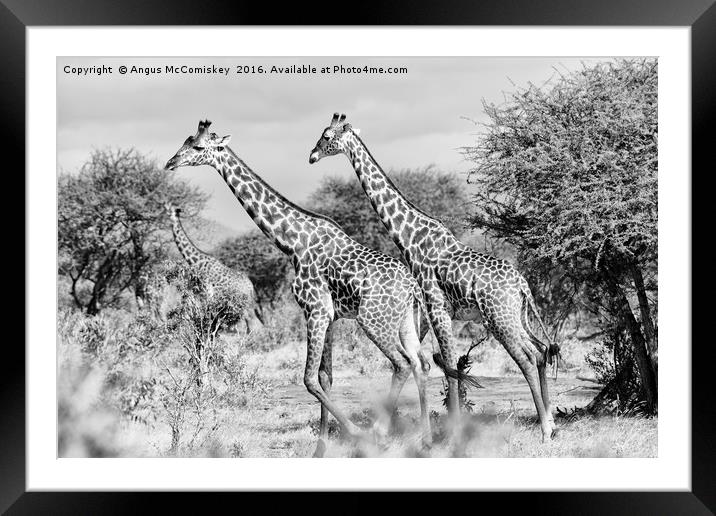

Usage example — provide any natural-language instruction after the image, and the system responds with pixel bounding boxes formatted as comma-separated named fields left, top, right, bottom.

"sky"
left=57, top=56, right=608, bottom=233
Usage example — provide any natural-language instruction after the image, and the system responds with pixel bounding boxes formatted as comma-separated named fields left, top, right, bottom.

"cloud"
left=58, top=56, right=610, bottom=232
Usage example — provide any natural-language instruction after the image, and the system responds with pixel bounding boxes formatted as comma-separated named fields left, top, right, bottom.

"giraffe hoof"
left=540, top=427, right=556, bottom=443
left=312, top=439, right=327, bottom=458
left=342, top=421, right=362, bottom=440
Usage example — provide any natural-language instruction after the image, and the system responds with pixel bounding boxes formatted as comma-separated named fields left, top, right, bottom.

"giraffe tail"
left=432, top=353, right=484, bottom=389
left=410, top=286, right=433, bottom=374
left=520, top=287, right=561, bottom=366
left=411, top=283, right=428, bottom=338
left=410, top=283, right=483, bottom=388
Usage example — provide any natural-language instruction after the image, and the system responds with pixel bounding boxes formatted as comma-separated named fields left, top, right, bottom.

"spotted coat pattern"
left=309, top=114, right=558, bottom=439
left=166, top=204, right=263, bottom=331
left=135, top=268, right=169, bottom=318
left=165, top=120, right=433, bottom=450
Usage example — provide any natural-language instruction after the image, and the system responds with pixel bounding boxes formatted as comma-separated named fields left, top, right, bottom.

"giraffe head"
left=165, top=120, right=232, bottom=170
left=163, top=201, right=182, bottom=221
left=308, top=113, right=359, bottom=164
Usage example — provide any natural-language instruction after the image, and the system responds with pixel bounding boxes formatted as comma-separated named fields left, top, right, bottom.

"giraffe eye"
left=192, top=145, right=204, bottom=151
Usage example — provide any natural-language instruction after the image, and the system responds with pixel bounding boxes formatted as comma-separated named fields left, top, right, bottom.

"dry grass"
left=58, top=311, right=657, bottom=458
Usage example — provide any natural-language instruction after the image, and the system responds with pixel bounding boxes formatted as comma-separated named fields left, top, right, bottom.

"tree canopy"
left=58, top=148, right=207, bottom=314
left=466, top=59, right=656, bottom=268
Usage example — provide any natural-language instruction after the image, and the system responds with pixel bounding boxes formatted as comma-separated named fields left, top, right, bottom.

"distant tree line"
left=307, top=165, right=470, bottom=259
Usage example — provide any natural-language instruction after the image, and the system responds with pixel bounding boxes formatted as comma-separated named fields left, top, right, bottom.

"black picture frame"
left=4, top=0, right=711, bottom=513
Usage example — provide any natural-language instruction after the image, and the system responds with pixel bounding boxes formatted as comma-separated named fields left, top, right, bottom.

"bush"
left=57, top=280, right=275, bottom=457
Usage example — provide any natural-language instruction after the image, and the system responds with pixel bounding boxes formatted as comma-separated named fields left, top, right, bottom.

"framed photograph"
left=6, top=0, right=712, bottom=512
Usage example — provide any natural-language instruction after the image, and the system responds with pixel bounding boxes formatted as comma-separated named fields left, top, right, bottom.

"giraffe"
left=309, top=113, right=561, bottom=441
left=135, top=267, right=170, bottom=320
left=165, top=202, right=265, bottom=335
left=165, top=120, right=451, bottom=454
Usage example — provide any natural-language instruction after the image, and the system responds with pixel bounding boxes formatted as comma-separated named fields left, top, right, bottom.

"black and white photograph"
left=56, top=55, right=659, bottom=459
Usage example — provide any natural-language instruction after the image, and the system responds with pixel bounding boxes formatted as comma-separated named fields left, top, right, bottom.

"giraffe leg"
left=423, top=290, right=461, bottom=421
left=304, top=309, right=361, bottom=441
left=414, top=365, right=431, bottom=447
left=416, top=303, right=432, bottom=343
left=314, top=321, right=336, bottom=458
left=378, top=360, right=412, bottom=439
left=357, top=314, right=412, bottom=441
left=399, top=313, right=432, bottom=447
left=495, top=325, right=554, bottom=442
left=537, top=357, right=556, bottom=437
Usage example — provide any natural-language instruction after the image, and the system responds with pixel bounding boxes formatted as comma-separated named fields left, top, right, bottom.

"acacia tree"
left=307, top=166, right=470, bottom=259
left=464, top=59, right=658, bottom=413
left=58, top=148, right=207, bottom=315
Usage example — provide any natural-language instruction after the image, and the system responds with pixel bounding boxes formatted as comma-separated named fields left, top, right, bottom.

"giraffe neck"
left=343, top=132, right=454, bottom=253
left=207, top=146, right=326, bottom=256
left=170, top=214, right=206, bottom=266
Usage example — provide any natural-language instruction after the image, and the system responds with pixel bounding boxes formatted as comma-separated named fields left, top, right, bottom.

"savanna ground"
left=58, top=305, right=657, bottom=459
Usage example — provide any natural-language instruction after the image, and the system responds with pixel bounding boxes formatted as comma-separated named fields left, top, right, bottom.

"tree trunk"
left=87, top=275, right=108, bottom=316
left=86, top=251, right=117, bottom=316
left=586, top=360, right=632, bottom=414
left=603, top=273, right=658, bottom=414
left=69, top=274, right=85, bottom=310
left=630, top=263, right=658, bottom=367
